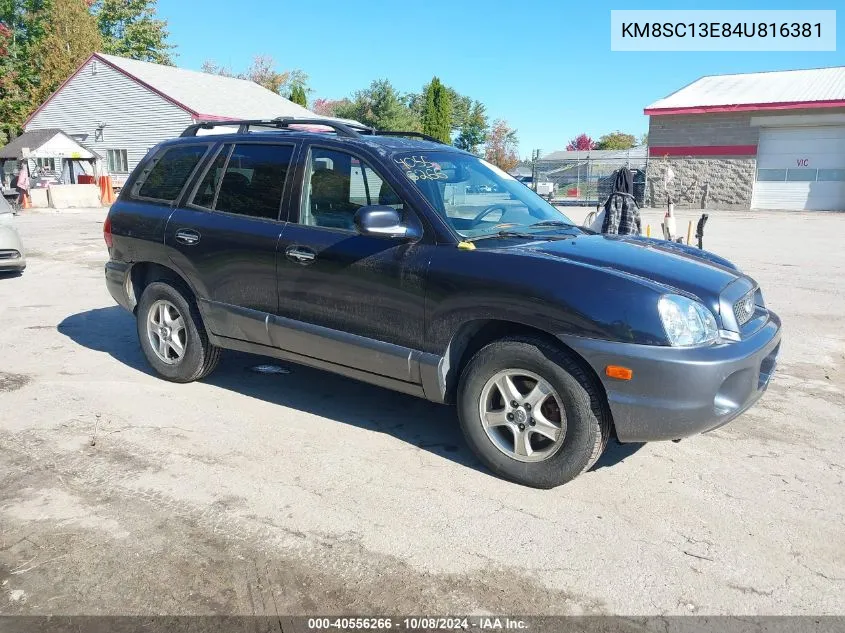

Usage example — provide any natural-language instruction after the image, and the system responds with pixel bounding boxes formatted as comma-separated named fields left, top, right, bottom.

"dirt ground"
left=0, top=207, right=843, bottom=617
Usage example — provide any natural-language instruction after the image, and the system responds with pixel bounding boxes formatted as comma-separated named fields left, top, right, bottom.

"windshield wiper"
left=530, top=220, right=578, bottom=228
left=468, top=230, right=574, bottom=242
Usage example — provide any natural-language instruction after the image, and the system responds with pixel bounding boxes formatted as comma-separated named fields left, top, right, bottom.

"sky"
left=157, top=0, right=843, bottom=157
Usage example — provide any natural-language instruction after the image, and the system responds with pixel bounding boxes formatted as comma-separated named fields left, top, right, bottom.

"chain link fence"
left=535, top=148, right=648, bottom=207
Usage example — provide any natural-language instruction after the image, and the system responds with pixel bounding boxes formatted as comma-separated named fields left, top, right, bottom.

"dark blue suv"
left=104, top=118, right=781, bottom=488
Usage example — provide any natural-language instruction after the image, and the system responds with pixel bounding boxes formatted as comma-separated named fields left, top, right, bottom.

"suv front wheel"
left=457, top=336, right=611, bottom=488
left=137, top=281, right=221, bottom=383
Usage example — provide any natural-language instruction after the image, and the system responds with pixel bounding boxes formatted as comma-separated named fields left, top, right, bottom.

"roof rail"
left=180, top=117, right=367, bottom=138
left=360, top=130, right=446, bottom=144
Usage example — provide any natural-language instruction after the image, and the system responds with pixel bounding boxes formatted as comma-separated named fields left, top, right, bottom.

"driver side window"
left=300, top=147, right=404, bottom=232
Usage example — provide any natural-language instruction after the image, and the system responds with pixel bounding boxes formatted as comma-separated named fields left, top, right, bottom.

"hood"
left=511, top=233, right=742, bottom=306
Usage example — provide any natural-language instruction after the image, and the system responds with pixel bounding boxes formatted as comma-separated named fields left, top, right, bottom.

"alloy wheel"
left=479, top=369, right=567, bottom=462
left=147, top=299, right=187, bottom=365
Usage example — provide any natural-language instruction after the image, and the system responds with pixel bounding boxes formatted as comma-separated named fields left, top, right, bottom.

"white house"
left=24, top=52, right=318, bottom=186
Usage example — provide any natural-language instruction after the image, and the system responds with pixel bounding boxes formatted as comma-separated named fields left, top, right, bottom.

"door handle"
left=285, top=246, right=316, bottom=264
left=175, top=229, right=200, bottom=246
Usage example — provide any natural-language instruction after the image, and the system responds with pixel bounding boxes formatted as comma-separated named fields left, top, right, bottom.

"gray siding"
left=25, top=57, right=194, bottom=180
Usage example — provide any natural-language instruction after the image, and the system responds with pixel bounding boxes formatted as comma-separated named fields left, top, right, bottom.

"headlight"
left=658, top=294, right=718, bottom=347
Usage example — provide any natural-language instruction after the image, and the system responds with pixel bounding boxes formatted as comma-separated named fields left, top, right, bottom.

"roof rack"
left=180, top=117, right=369, bottom=138
left=359, top=130, right=446, bottom=144
left=179, top=118, right=448, bottom=145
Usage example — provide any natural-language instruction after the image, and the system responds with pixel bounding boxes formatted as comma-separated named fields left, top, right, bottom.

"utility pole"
left=531, top=149, right=541, bottom=192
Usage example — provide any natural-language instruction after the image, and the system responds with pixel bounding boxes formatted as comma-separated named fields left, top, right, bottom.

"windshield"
left=394, top=152, right=577, bottom=238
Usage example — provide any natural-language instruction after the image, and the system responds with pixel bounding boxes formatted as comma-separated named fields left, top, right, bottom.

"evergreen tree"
left=333, top=79, right=419, bottom=131
left=421, top=76, right=452, bottom=143
left=289, top=84, right=307, bottom=107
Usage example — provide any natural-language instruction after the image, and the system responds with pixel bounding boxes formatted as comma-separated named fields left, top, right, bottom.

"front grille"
left=0, top=249, right=21, bottom=260
left=733, top=290, right=756, bottom=327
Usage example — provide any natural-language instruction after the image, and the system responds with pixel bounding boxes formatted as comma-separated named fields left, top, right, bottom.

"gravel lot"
left=1, top=207, right=843, bottom=617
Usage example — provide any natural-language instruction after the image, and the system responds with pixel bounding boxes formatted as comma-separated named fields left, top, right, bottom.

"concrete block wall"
left=646, top=157, right=756, bottom=210
left=648, top=113, right=759, bottom=148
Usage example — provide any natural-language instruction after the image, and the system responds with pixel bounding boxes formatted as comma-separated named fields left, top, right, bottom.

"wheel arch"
left=440, top=319, right=614, bottom=433
left=128, top=261, right=199, bottom=314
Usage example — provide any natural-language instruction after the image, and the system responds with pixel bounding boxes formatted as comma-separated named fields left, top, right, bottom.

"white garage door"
left=752, top=126, right=845, bottom=211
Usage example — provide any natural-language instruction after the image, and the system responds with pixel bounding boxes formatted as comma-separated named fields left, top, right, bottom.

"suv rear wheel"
left=137, top=281, right=221, bottom=382
left=457, top=336, right=611, bottom=488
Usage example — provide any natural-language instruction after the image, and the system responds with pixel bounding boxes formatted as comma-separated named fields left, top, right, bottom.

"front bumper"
left=0, top=251, right=25, bottom=272
left=560, top=311, right=782, bottom=442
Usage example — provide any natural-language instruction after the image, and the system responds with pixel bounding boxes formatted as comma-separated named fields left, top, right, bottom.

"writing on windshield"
left=394, top=155, right=448, bottom=182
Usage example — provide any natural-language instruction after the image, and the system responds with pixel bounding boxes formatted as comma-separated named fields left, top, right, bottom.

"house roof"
left=96, top=53, right=316, bottom=120
left=0, top=128, right=99, bottom=160
left=645, top=66, right=845, bottom=115
left=540, top=146, right=648, bottom=162
left=25, top=52, right=319, bottom=126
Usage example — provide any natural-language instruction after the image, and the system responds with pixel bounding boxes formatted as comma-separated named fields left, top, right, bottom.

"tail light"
left=103, top=215, right=113, bottom=248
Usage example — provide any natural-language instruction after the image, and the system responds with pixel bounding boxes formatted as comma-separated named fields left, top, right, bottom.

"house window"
left=34, top=158, right=56, bottom=172
left=107, top=149, right=129, bottom=173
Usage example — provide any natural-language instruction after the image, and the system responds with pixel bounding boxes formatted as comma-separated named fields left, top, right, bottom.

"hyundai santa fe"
left=103, top=117, right=781, bottom=488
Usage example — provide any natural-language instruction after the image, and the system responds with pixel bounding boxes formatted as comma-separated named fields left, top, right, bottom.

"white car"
left=0, top=195, right=26, bottom=274
left=517, top=176, right=555, bottom=197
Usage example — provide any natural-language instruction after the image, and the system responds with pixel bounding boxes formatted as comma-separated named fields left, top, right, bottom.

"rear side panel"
left=107, top=199, right=174, bottom=272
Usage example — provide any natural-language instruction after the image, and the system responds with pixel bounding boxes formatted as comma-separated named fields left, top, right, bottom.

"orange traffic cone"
left=21, top=193, right=31, bottom=209
left=106, top=176, right=116, bottom=203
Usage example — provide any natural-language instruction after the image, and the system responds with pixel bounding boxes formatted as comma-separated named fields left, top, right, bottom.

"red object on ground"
left=566, top=188, right=579, bottom=197
left=77, top=175, right=95, bottom=184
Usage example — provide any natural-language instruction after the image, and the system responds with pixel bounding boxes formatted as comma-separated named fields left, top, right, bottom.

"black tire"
left=457, top=336, right=612, bottom=488
left=136, top=281, right=221, bottom=383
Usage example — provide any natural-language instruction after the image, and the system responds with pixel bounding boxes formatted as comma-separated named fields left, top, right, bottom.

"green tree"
left=29, top=0, right=101, bottom=108
left=420, top=76, right=452, bottom=143
left=595, top=131, right=637, bottom=150
left=92, top=0, right=174, bottom=64
left=454, top=100, right=488, bottom=154
left=333, top=79, right=418, bottom=130
left=484, top=119, right=519, bottom=172
left=289, top=84, right=307, bottom=107
left=410, top=84, right=473, bottom=133
left=0, top=0, right=50, bottom=138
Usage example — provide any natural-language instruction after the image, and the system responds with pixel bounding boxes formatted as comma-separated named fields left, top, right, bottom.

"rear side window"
left=190, top=143, right=293, bottom=220
left=131, top=145, right=208, bottom=202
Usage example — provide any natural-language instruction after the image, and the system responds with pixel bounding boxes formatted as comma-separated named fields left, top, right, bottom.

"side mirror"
left=354, top=205, right=421, bottom=240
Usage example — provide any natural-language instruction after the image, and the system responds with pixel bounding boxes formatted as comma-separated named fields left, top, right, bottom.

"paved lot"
left=1, top=207, right=843, bottom=616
